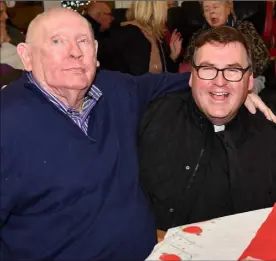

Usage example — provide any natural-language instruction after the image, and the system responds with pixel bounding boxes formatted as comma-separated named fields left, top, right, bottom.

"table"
left=148, top=208, right=272, bottom=260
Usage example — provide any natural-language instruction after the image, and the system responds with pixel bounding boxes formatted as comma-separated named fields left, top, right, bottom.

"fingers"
left=170, top=36, right=183, bottom=46
left=246, top=93, right=276, bottom=122
left=264, top=108, right=272, bottom=121
left=268, top=108, right=276, bottom=123
left=253, top=99, right=273, bottom=121
left=245, top=95, right=256, bottom=114
left=170, top=30, right=182, bottom=43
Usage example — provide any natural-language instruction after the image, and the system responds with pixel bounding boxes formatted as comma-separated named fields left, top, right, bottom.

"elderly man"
left=139, top=26, right=276, bottom=232
left=0, top=8, right=274, bottom=261
left=0, top=7, right=190, bottom=260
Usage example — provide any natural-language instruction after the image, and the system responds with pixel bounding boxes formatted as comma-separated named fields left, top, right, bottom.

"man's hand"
left=245, top=93, right=276, bottom=123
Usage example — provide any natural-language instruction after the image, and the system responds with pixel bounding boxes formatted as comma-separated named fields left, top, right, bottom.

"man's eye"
left=52, top=39, right=61, bottom=44
left=227, top=68, right=241, bottom=73
left=79, top=39, right=88, bottom=43
left=202, top=67, right=215, bottom=71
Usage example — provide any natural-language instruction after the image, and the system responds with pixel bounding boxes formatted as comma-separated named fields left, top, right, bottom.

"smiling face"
left=18, top=9, right=98, bottom=92
left=189, top=41, right=253, bottom=125
left=202, top=1, right=231, bottom=27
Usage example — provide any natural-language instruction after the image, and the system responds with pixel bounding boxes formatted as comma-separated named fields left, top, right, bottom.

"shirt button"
left=169, top=208, right=174, bottom=213
left=185, top=165, right=190, bottom=170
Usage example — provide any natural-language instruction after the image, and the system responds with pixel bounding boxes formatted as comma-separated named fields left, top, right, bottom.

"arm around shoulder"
left=134, top=72, right=190, bottom=111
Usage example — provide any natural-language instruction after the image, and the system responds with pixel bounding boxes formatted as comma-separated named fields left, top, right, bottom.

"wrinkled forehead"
left=195, top=42, right=248, bottom=66
left=102, top=4, right=111, bottom=13
left=202, top=1, right=226, bottom=8
left=40, top=14, right=93, bottom=40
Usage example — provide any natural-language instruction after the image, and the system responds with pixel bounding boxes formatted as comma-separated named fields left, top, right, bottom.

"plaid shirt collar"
left=26, top=72, right=102, bottom=115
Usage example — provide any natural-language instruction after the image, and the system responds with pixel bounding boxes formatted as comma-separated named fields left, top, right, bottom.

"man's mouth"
left=65, top=68, right=85, bottom=73
left=210, top=92, right=230, bottom=101
left=211, top=18, right=218, bottom=24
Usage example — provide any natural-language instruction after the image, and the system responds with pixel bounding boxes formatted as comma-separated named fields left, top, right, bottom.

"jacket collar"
left=186, top=92, right=249, bottom=147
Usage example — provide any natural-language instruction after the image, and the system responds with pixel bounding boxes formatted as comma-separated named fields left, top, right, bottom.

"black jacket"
left=138, top=91, right=276, bottom=231
left=83, top=14, right=110, bottom=42
left=98, top=24, right=179, bottom=75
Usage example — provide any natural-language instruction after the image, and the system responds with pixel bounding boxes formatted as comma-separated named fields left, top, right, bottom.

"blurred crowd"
left=1, top=1, right=275, bottom=91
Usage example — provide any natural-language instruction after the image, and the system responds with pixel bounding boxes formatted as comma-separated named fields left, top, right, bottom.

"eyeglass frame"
left=192, top=60, right=251, bottom=82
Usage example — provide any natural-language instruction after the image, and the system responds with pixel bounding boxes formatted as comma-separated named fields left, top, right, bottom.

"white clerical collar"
left=214, top=125, right=225, bottom=132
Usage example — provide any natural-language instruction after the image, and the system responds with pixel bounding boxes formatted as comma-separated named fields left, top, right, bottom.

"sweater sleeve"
left=133, top=72, right=190, bottom=112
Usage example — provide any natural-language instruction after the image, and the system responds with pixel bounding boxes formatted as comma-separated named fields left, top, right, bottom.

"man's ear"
left=94, top=40, right=98, bottom=54
left=189, top=73, right=193, bottom=89
left=248, top=74, right=254, bottom=92
left=94, top=40, right=100, bottom=67
left=17, top=43, right=32, bottom=71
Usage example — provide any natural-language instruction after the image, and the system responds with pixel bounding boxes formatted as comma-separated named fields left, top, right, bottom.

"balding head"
left=87, top=2, right=113, bottom=31
left=26, top=7, right=94, bottom=44
left=17, top=7, right=99, bottom=98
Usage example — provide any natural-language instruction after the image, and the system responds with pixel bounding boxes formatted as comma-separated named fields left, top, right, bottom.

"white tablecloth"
left=146, top=208, right=272, bottom=260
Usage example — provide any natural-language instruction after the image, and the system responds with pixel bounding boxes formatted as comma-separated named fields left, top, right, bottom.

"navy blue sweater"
left=0, top=70, right=189, bottom=260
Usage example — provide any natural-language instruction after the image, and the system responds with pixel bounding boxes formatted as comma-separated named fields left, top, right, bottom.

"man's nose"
left=69, top=42, right=83, bottom=59
left=213, top=71, right=228, bottom=86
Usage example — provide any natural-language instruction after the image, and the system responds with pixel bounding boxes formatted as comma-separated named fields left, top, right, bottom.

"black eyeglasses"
left=192, top=61, right=251, bottom=82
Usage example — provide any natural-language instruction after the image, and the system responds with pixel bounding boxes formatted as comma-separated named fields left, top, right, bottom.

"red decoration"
left=159, top=253, right=181, bottom=261
left=182, top=226, right=203, bottom=235
left=238, top=203, right=276, bottom=261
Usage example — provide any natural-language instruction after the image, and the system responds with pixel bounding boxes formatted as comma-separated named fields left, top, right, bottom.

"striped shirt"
left=27, top=72, right=102, bottom=135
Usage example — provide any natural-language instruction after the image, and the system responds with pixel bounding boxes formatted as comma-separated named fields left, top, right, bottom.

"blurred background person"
left=82, top=1, right=114, bottom=41
left=164, top=0, right=184, bottom=57
left=182, top=0, right=270, bottom=93
left=98, top=1, right=183, bottom=75
left=167, top=1, right=177, bottom=9
left=0, top=1, right=23, bottom=87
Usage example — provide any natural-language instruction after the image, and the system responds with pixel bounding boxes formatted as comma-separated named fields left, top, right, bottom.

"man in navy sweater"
left=0, top=7, right=275, bottom=261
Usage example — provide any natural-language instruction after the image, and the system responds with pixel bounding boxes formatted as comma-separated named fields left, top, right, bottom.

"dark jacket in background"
left=83, top=14, right=111, bottom=42
left=6, top=19, right=25, bottom=46
left=98, top=24, right=179, bottom=75
left=139, top=91, right=276, bottom=231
